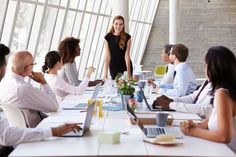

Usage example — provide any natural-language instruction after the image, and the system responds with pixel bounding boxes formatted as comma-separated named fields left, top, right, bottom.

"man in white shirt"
left=156, top=44, right=197, bottom=97
left=0, top=50, right=58, bottom=127
left=0, top=44, right=80, bottom=155
left=153, top=80, right=213, bottom=118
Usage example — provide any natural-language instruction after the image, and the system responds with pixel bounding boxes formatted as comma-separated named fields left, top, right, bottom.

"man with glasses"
left=0, top=44, right=80, bottom=156
left=155, top=44, right=197, bottom=97
left=0, top=50, right=59, bottom=128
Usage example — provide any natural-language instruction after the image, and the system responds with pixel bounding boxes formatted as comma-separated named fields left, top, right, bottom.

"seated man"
left=0, top=43, right=80, bottom=156
left=155, top=44, right=197, bottom=97
left=0, top=50, right=59, bottom=127
left=153, top=80, right=213, bottom=118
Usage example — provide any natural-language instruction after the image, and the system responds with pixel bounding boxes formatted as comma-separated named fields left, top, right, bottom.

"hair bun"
left=0, top=44, right=10, bottom=56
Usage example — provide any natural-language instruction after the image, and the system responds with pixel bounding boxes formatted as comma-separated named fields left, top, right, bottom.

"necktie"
left=166, top=66, right=169, bottom=73
left=192, top=80, right=209, bottom=104
left=173, top=71, right=176, bottom=79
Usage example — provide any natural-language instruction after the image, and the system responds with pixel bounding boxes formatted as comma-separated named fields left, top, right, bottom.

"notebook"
left=140, top=88, right=176, bottom=112
left=62, top=102, right=95, bottom=137
left=62, top=82, right=102, bottom=110
left=126, top=102, right=182, bottom=139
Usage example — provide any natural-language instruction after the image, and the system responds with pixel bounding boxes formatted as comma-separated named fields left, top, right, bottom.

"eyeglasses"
left=28, top=62, right=37, bottom=66
left=25, top=62, right=36, bottom=69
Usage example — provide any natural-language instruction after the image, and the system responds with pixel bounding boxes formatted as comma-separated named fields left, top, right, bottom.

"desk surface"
left=9, top=93, right=236, bottom=157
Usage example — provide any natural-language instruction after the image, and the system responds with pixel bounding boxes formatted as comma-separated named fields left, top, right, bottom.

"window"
left=0, top=0, right=159, bottom=79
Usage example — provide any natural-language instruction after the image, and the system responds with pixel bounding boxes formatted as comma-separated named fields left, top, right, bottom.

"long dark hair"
left=58, top=37, right=80, bottom=64
left=42, top=51, right=61, bottom=73
left=163, top=44, right=173, bottom=55
left=0, top=43, right=10, bottom=67
left=205, top=46, right=236, bottom=100
left=109, top=15, right=127, bottom=50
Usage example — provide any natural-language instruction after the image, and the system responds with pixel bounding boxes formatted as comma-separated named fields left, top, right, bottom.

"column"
left=111, top=0, right=129, bottom=32
left=169, top=0, right=178, bottom=44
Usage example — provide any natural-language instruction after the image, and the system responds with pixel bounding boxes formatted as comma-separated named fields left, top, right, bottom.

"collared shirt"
left=0, top=72, right=59, bottom=127
left=0, top=119, right=51, bottom=147
left=58, top=62, right=81, bottom=86
left=169, top=81, right=213, bottom=117
left=158, top=62, right=197, bottom=97
left=44, top=73, right=89, bottom=100
left=160, top=63, right=174, bottom=84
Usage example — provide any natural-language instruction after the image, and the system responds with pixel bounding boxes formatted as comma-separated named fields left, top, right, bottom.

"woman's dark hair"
left=205, top=46, right=236, bottom=100
left=42, top=51, right=61, bottom=73
left=163, top=44, right=173, bottom=55
left=58, top=37, right=80, bottom=64
left=0, top=43, right=10, bottom=67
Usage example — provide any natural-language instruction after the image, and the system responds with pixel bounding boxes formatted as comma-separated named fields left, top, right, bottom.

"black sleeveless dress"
left=105, top=33, right=133, bottom=80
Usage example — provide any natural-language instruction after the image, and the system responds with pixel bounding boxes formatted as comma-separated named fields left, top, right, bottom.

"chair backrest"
left=154, top=65, right=167, bottom=77
left=1, top=104, right=27, bottom=128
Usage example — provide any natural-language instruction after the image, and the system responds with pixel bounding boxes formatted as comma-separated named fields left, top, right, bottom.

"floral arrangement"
left=115, top=73, right=136, bottom=95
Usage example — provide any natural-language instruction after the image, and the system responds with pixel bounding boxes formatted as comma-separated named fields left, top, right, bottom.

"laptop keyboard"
left=145, top=127, right=166, bottom=137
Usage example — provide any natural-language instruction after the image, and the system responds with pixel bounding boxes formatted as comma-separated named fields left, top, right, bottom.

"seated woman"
left=180, top=46, right=236, bottom=152
left=42, top=51, right=94, bottom=100
left=58, top=37, right=102, bottom=86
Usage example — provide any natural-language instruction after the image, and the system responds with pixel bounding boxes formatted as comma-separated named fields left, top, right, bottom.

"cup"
left=138, top=81, right=146, bottom=89
left=156, top=112, right=174, bottom=127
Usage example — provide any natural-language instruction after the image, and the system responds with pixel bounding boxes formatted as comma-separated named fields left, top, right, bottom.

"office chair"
left=1, top=104, right=27, bottom=128
left=154, top=65, right=167, bottom=77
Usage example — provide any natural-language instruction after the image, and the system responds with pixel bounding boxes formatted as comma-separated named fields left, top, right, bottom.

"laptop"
left=126, top=102, right=182, bottom=139
left=140, top=88, right=176, bottom=112
left=62, top=82, right=102, bottom=110
left=62, top=102, right=95, bottom=137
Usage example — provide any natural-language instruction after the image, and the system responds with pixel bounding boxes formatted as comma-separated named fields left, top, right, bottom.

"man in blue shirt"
left=156, top=44, right=197, bottom=97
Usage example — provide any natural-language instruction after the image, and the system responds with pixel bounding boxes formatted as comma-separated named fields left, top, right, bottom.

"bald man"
left=0, top=44, right=81, bottom=156
left=0, top=51, right=58, bottom=127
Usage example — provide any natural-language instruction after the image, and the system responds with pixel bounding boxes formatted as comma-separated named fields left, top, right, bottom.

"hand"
left=51, top=123, right=82, bottom=136
left=155, top=95, right=173, bottom=109
left=86, top=66, right=95, bottom=78
left=147, top=78, right=156, bottom=88
left=180, top=120, right=195, bottom=135
left=29, top=72, right=47, bottom=84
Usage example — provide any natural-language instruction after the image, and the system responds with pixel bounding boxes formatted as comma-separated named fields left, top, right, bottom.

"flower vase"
left=121, top=94, right=134, bottom=110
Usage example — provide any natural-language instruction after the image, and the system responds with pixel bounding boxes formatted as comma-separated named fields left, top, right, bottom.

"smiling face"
left=112, top=19, right=124, bottom=34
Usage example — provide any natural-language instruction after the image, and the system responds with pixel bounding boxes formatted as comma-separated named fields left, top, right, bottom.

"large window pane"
left=11, top=2, right=35, bottom=52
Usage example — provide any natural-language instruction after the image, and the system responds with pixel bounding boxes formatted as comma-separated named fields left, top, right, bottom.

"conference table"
left=9, top=90, right=236, bottom=157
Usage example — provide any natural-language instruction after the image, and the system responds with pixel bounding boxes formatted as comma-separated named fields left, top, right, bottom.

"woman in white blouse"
left=42, top=51, right=94, bottom=100
left=180, top=46, right=236, bottom=151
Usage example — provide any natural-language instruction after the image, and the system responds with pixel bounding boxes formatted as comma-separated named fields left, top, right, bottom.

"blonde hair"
left=109, top=15, right=127, bottom=50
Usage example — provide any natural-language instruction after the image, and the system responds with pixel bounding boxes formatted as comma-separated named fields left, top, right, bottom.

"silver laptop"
left=140, top=88, right=176, bottom=112
left=126, top=103, right=182, bottom=139
left=62, top=102, right=95, bottom=137
left=62, top=82, right=102, bottom=110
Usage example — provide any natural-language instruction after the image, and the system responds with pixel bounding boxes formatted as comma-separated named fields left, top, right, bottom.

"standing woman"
left=103, top=15, right=133, bottom=80
left=180, top=46, right=236, bottom=151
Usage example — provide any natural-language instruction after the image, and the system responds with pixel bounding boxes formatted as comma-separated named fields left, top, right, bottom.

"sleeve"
left=104, top=33, right=110, bottom=41
left=63, top=63, right=81, bottom=86
left=56, top=76, right=89, bottom=95
left=17, top=84, right=59, bottom=112
left=126, top=33, right=131, bottom=41
left=0, top=120, right=52, bottom=146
